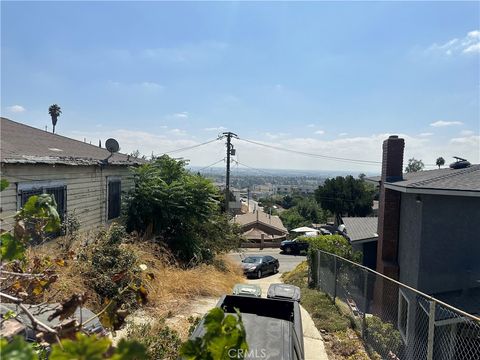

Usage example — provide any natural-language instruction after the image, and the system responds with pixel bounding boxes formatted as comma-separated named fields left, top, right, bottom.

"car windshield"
left=244, top=257, right=262, bottom=263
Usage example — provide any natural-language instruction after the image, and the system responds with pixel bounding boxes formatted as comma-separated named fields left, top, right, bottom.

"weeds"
left=283, top=261, right=369, bottom=359
left=124, top=320, right=182, bottom=360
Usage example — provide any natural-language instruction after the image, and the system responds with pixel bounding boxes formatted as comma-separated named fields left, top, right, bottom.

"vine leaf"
left=1, top=232, right=25, bottom=261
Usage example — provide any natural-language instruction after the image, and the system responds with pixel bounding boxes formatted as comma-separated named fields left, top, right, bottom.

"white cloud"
left=460, top=130, right=474, bottom=136
left=430, top=120, right=463, bottom=127
left=204, top=126, right=227, bottom=132
left=314, top=130, right=325, bottom=135
left=64, top=127, right=480, bottom=171
left=450, top=135, right=480, bottom=145
left=464, top=43, right=480, bottom=53
left=107, top=80, right=164, bottom=91
left=173, top=112, right=189, bottom=119
left=338, top=132, right=348, bottom=137
left=307, top=124, right=316, bottom=128
left=419, top=132, right=433, bottom=137
left=265, top=132, right=287, bottom=140
left=427, top=30, right=480, bottom=55
left=169, top=128, right=187, bottom=136
left=6, top=105, right=26, bottom=113
left=140, top=81, right=163, bottom=90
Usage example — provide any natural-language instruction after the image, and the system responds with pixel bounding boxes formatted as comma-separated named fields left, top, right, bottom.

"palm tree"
left=436, top=157, right=445, bottom=169
left=48, top=104, right=62, bottom=134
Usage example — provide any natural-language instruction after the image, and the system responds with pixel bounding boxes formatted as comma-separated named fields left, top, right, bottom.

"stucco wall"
left=398, top=192, right=480, bottom=295
left=398, top=193, right=423, bottom=289
left=418, top=194, right=480, bottom=294
left=0, top=163, right=134, bottom=232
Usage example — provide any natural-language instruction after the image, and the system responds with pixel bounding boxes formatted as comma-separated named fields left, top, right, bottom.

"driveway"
left=170, top=249, right=328, bottom=360
left=229, top=249, right=328, bottom=360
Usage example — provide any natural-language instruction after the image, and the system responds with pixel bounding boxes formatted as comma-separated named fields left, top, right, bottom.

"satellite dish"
left=105, top=138, right=120, bottom=153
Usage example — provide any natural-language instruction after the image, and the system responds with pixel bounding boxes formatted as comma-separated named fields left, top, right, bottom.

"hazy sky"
left=2, top=1, right=479, bottom=172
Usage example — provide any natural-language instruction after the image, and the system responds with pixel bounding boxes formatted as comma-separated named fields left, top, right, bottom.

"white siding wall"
left=0, top=164, right=134, bottom=232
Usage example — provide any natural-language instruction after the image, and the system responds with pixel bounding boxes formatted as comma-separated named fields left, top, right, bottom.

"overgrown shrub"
left=83, top=224, right=149, bottom=329
left=365, top=315, right=403, bottom=357
left=303, top=234, right=362, bottom=262
left=124, top=155, right=242, bottom=264
left=125, top=320, right=182, bottom=360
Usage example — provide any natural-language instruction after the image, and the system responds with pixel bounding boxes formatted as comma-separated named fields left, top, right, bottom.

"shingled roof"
left=233, top=211, right=288, bottom=233
left=341, top=217, right=378, bottom=243
left=367, top=164, right=480, bottom=196
left=1, top=117, right=144, bottom=166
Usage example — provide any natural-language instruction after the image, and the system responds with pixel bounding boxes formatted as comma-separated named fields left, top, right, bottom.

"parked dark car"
left=241, top=255, right=279, bottom=278
left=280, top=238, right=309, bottom=254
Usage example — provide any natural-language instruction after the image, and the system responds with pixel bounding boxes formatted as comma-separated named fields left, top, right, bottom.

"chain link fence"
left=309, top=250, right=480, bottom=360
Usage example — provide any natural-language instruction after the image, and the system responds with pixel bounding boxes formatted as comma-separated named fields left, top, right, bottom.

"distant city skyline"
left=2, top=1, right=479, bottom=172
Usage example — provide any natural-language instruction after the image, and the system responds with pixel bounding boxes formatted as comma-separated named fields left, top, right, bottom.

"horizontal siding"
left=1, top=164, right=135, bottom=232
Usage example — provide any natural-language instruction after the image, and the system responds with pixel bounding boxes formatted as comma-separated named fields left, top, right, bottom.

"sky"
left=2, top=1, right=479, bottom=173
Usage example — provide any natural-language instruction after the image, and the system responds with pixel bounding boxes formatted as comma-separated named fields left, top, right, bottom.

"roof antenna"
left=99, top=139, right=102, bottom=148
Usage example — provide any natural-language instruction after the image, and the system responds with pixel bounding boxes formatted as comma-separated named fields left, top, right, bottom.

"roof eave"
left=384, top=183, right=480, bottom=197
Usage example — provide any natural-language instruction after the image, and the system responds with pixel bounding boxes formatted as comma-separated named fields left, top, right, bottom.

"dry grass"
left=123, top=242, right=244, bottom=316
left=29, top=235, right=243, bottom=317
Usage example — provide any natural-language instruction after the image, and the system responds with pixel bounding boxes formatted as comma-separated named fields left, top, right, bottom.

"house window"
left=398, top=290, right=409, bottom=343
left=107, top=178, right=121, bottom=220
left=17, top=181, right=66, bottom=219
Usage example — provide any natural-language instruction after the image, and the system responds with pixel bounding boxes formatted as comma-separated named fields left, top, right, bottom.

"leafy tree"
left=279, top=197, right=327, bottom=230
left=315, top=176, right=374, bottom=217
left=48, top=104, right=62, bottom=134
left=125, top=155, right=242, bottom=263
left=279, top=208, right=310, bottom=230
left=405, top=158, right=424, bottom=173
left=436, top=156, right=445, bottom=169
left=281, top=194, right=294, bottom=209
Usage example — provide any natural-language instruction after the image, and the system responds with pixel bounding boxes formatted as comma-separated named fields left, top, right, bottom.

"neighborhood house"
left=0, top=117, right=143, bottom=232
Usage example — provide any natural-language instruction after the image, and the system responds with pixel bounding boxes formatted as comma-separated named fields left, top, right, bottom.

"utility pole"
left=222, top=132, right=238, bottom=213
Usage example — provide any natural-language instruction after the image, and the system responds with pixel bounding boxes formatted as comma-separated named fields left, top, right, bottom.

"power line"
left=159, top=138, right=221, bottom=156
left=196, top=158, right=225, bottom=172
left=233, top=160, right=278, bottom=176
left=237, top=138, right=382, bottom=165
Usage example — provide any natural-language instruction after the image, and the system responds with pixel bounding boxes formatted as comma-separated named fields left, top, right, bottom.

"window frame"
left=17, top=180, right=67, bottom=219
left=106, top=176, right=122, bottom=221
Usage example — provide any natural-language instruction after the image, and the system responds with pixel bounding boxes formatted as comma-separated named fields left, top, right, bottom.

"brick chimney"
left=374, top=135, right=404, bottom=319
left=376, top=135, right=404, bottom=279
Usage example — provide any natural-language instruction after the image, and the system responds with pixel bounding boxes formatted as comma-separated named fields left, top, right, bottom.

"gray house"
left=372, top=135, right=480, bottom=358
left=340, top=216, right=378, bottom=270
left=0, top=117, right=144, bottom=232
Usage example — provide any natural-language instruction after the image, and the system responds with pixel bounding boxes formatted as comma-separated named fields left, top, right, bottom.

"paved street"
left=227, top=248, right=306, bottom=273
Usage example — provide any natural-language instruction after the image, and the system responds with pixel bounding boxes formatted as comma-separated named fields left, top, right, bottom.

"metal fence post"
left=333, top=255, right=338, bottom=302
left=362, top=268, right=368, bottom=340
left=316, top=250, right=321, bottom=289
left=427, top=300, right=436, bottom=360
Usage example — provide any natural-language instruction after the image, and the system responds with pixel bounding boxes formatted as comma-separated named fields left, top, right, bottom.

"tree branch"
left=0, top=292, right=58, bottom=335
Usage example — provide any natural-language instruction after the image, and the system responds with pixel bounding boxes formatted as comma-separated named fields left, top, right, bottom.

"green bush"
left=124, top=155, right=242, bottom=264
left=303, top=234, right=362, bottom=263
left=125, top=321, right=182, bottom=360
left=365, top=315, right=402, bottom=356
left=83, top=224, right=149, bottom=329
